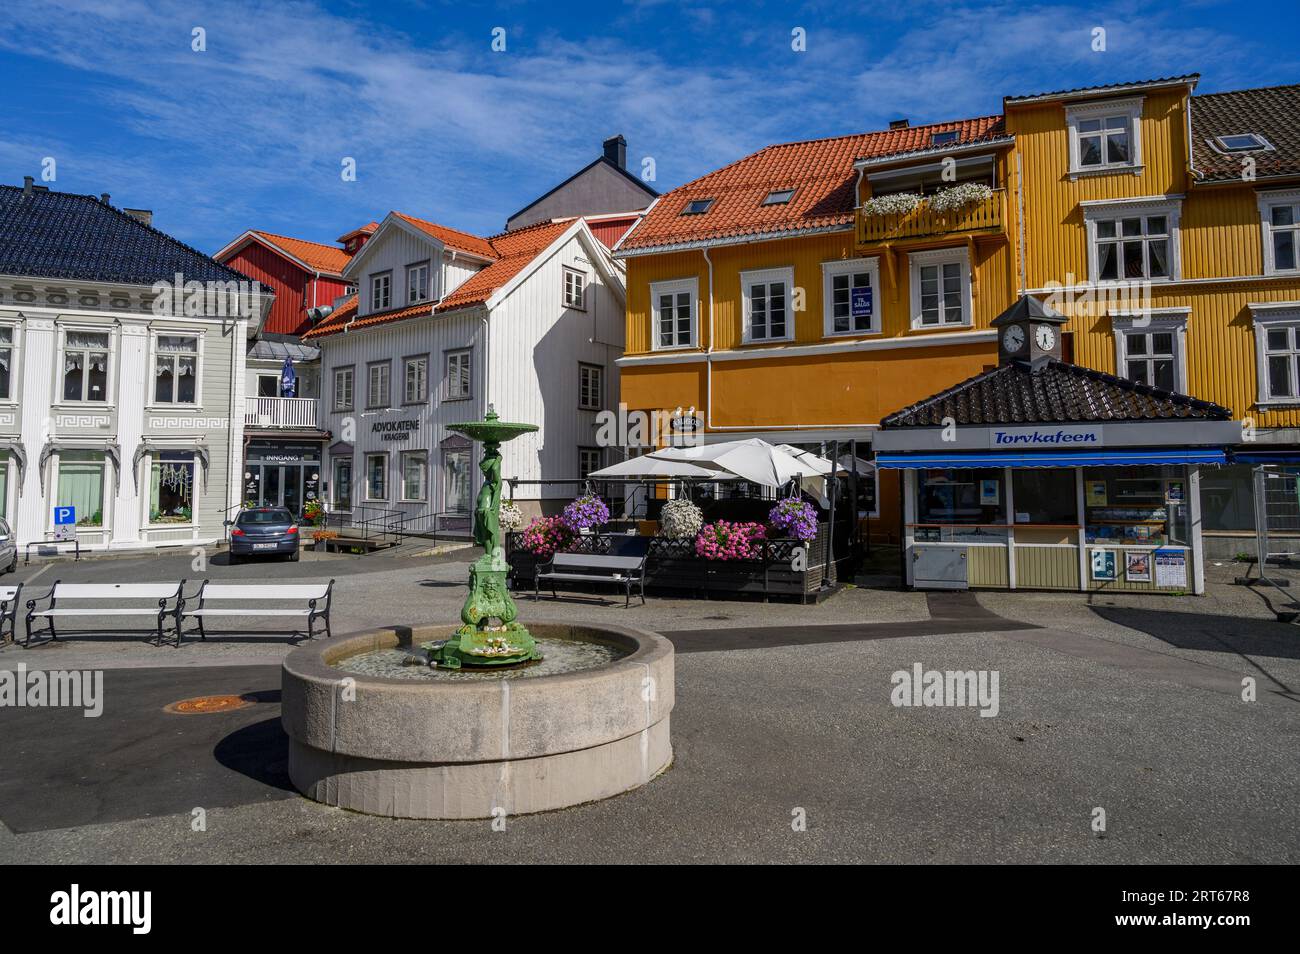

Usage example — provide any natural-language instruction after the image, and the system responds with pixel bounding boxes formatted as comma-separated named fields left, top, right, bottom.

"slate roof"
left=616, top=116, right=1006, bottom=254
left=1190, top=84, right=1300, bottom=183
left=0, top=185, right=250, bottom=286
left=880, top=360, right=1233, bottom=428
left=1003, top=75, right=1199, bottom=105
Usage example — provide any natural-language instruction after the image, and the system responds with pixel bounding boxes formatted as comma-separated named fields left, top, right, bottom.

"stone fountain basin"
left=281, top=622, right=674, bottom=819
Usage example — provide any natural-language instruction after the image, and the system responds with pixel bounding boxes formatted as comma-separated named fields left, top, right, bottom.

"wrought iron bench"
left=24, top=581, right=184, bottom=646
left=535, top=553, right=647, bottom=607
left=180, top=580, right=334, bottom=643
left=0, top=583, right=21, bottom=644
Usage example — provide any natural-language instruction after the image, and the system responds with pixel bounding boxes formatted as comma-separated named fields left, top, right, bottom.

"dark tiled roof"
left=1004, top=74, right=1199, bottom=105
left=0, top=185, right=249, bottom=285
left=1191, top=84, right=1300, bottom=183
left=880, top=360, right=1232, bottom=428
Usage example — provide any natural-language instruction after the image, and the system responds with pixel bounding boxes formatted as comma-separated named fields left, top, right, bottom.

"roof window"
left=930, top=130, right=960, bottom=147
left=1214, top=133, right=1271, bottom=152
left=682, top=198, right=715, bottom=215
left=762, top=189, right=796, bottom=206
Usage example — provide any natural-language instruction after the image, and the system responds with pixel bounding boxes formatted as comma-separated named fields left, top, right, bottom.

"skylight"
left=682, top=198, right=715, bottom=215
left=762, top=189, right=796, bottom=206
left=1215, top=133, right=1270, bottom=152
left=930, top=130, right=960, bottom=147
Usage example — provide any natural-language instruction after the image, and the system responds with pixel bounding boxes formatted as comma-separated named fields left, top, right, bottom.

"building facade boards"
left=302, top=212, right=626, bottom=528
left=0, top=182, right=263, bottom=552
left=614, top=75, right=1300, bottom=565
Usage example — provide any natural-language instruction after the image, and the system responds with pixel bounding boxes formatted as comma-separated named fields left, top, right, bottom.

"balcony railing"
left=856, top=188, right=1006, bottom=245
left=244, top=396, right=319, bottom=430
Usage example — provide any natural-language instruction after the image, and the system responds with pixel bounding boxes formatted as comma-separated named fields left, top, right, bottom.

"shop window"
left=444, top=349, right=472, bottom=400
left=909, top=248, right=970, bottom=328
left=0, top=326, right=13, bottom=399
left=915, top=468, right=1006, bottom=542
left=154, top=335, right=198, bottom=404
left=150, top=451, right=195, bottom=524
left=1200, top=464, right=1255, bottom=532
left=365, top=453, right=387, bottom=500
left=404, top=355, right=428, bottom=404
left=823, top=258, right=879, bottom=336
left=651, top=278, right=696, bottom=350
left=742, top=267, right=794, bottom=342
left=579, top=363, right=603, bottom=410
left=332, top=458, right=352, bottom=511
left=56, top=451, right=106, bottom=527
left=401, top=451, right=427, bottom=502
left=1082, top=466, right=1189, bottom=547
left=1011, top=469, right=1079, bottom=525
left=62, top=330, right=110, bottom=403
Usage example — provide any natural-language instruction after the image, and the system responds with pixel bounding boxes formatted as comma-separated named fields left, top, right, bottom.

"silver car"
left=0, top=518, right=16, bottom=574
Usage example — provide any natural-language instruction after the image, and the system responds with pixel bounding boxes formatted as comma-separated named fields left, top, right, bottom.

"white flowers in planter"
left=498, top=499, right=524, bottom=532
left=660, top=498, right=704, bottom=539
left=927, top=182, right=993, bottom=214
left=860, top=192, right=922, bottom=216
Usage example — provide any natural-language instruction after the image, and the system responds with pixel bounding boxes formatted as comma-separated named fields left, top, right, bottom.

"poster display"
left=980, top=479, right=1000, bottom=505
left=1091, top=548, right=1117, bottom=581
left=1125, top=550, right=1151, bottom=582
left=1086, top=481, right=1108, bottom=506
left=1154, top=549, right=1188, bottom=588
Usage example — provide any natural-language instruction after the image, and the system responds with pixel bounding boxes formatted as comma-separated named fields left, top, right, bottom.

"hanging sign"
left=851, top=286, right=873, bottom=319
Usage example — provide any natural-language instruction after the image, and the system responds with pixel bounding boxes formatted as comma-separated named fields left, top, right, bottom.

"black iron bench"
left=0, top=583, right=21, bottom=644
left=535, top=552, right=647, bottom=607
left=24, top=581, right=184, bottom=645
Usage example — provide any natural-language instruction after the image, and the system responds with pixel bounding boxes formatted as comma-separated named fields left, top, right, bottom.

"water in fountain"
left=334, top=637, right=629, bottom=681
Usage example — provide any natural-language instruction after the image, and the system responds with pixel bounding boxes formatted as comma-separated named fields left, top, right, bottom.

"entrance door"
left=282, top=467, right=303, bottom=517
left=261, top=466, right=281, bottom=509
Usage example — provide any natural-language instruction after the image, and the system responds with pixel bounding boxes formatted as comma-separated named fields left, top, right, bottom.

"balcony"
left=856, top=188, right=1006, bottom=246
left=244, top=396, right=319, bottom=430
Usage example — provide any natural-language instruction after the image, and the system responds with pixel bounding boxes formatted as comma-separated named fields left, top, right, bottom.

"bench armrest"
left=24, top=579, right=60, bottom=613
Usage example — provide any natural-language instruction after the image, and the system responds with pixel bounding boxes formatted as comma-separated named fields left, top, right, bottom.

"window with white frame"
left=650, top=278, right=696, bottom=350
left=1252, top=305, right=1300, bottom=404
left=366, top=361, right=390, bottom=408
left=563, top=267, right=587, bottom=309
left=56, top=451, right=107, bottom=527
left=1084, top=199, right=1180, bottom=283
left=62, top=330, right=111, bottom=402
left=0, top=326, right=13, bottom=400
left=371, top=272, right=392, bottom=311
left=444, top=349, right=471, bottom=400
left=1112, top=311, right=1188, bottom=394
left=365, top=453, right=387, bottom=500
left=909, top=248, right=971, bottom=328
left=149, top=451, right=195, bottom=523
left=1259, top=190, right=1300, bottom=276
left=742, top=267, right=794, bottom=342
left=333, top=366, right=354, bottom=410
left=1066, top=97, right=1142, bottom=175
left=153, top=334, right=198, bottom=404
left=407, top=262, right=430, bottom=303
left=404, top=355, right=428, bottom=404
left=822, top=258, right=880, bottom=335
left=400, top=450, right=427, bottom=501
left=579, top=363, right=603, bottom=410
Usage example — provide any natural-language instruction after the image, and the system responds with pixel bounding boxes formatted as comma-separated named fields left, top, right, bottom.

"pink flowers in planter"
left=520, top=515, right=572, bottom=558
left=768, top=498, right=818, bottom=543
left=694, top=520, right=766, bottom=561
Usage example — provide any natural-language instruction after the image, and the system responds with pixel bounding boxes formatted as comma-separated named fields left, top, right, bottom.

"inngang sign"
left=372, top=419, right=419, bottom=442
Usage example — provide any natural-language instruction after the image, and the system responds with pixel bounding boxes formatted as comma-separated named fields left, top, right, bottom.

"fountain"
left=280, top=409, right=674, bottom=819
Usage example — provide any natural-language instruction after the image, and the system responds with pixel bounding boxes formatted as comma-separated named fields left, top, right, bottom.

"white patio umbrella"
left=655, top=438, right=824, bottom=489
left=586, top=455, right=723, bottom=479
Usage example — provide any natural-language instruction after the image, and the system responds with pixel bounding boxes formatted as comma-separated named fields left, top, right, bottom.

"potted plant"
left=312, top=528, right=338, bottom=552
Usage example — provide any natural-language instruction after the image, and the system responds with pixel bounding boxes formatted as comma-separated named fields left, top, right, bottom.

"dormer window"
left=930, top=130, right=959, bottom=147
left=682, top=198, right=714, bottom=215
left=762, top=189, right=795, bottom=206
left=1066, top=97, right=1143, bottom=177
left=1214, top=133, right=1271, bottom=153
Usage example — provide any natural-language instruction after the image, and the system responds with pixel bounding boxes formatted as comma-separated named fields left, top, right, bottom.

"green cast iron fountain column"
left=425, top=407, right=540, bottom=669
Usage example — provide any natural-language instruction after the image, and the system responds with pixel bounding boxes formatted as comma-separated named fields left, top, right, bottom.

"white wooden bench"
left=180, top=579, right=335, bottom=642
left=0, top=583, right=21, bottom=644
left=24, top=580, right=184, bottom=646
left=535, top=553, right=646, bottom=607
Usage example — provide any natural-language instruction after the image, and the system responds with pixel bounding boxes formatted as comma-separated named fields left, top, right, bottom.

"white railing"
left=244, top=396, right=319, bottom=429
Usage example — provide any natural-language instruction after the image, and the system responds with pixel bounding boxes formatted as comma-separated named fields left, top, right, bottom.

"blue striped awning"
left=875, top=448, right=1228, bottom=469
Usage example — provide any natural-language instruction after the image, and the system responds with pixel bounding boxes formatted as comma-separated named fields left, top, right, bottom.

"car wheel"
left=289, top=548, right=300, bottom=563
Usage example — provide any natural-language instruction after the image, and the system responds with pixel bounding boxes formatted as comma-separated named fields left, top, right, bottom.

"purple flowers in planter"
left=768, top=498, right=818, bottom=543
left=561, top=494, right=610, bottom=533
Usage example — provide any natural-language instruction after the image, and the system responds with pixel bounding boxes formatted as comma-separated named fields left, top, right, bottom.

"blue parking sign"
left=54, top=506, right=76, bottom=525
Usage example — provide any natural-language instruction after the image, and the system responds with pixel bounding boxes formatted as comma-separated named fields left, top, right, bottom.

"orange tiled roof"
left=392, top=212, right=497, bottom=260
left=437, top=219, right=572, bottom=312
left=249, top=230, right=352, bottom=276
left=618, top=116, right=1006, bottom=253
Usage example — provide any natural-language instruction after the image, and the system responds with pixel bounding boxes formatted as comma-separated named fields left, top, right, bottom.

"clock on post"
left=990, top=295, right=1069, bottom=369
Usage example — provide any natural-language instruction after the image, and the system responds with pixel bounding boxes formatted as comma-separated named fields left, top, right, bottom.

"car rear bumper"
left=230, top=537, right=299, bottom=555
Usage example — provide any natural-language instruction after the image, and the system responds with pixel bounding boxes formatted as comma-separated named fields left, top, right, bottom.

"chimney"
left=124, top=208, right=153, bottom=227
left=889, top=119, right=909, bottom=130
left=23, top=176, right=33, bottom=196
left=100, top=193, right=111, bottom=205
left=603, top=134, right=627, bottom=170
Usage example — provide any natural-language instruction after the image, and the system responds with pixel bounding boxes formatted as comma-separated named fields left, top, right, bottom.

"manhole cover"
left=164, top=694, right=257, bottom=715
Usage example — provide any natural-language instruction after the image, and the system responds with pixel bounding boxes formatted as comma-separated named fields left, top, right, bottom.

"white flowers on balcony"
left=927, top=182, right=994, bottom=214
left=860, top=192, right=922, bottom=216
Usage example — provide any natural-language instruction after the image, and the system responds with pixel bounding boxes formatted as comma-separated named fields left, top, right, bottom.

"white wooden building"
left=303, top=211, right=625, bottom=530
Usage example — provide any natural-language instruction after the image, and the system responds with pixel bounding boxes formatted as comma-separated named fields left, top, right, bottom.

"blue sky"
left=2, top=0, right=1297, bottom=255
